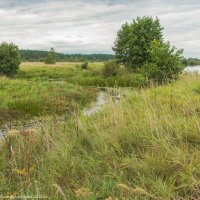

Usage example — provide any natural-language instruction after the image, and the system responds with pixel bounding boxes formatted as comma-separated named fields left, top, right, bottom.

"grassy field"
left=1, top=69, right=200, bottom=199
left=17, top=62, right=146, bottom=87
left=0, top=63, right=100, bottom=125
left=17, top=62, right=104, bottom=80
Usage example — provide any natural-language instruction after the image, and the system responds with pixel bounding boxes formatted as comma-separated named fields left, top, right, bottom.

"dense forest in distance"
left=20, top=50, right=200, bottom=66
left=20, top=49, right=115, bottom=62
left=182, top=57, right=200, bottom=66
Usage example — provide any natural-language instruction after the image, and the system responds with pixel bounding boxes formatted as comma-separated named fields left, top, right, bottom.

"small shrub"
left=39, top=58, right=45, bottom=62
left=81, top=62, right=88, bottom=69
left=103, top=60, right=120, bottom=77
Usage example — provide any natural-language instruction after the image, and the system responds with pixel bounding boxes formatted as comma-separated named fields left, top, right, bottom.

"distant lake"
left=185, top=66, right=200, bottom=73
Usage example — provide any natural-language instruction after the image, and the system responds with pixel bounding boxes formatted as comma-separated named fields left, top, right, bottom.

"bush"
left=39, top=58, right=45, bottom=62
left=140, top=40, right=184, bottom=84
left=0, top=42, right=21, bottom=77
left=102, top=60, right=120, bottom=77
left=81, top=62, right=88, bottom=69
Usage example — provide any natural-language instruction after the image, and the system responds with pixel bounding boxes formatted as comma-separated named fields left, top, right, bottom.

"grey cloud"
left=0, top=0, right=199, bottom=57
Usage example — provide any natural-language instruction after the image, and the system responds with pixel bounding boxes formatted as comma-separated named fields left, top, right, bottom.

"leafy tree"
left=112, top=23, right=130, bottom=66
left=140, top=40, right=184, bottom=83
left=103, top=60, right=120, bottom=77
left=45, top=48, right=56, bottom=64
left=113, top=16, right=185, bottom=83
left=113, top=16, right=163, bottom=69
left=0, top=42, right=21, bottom=76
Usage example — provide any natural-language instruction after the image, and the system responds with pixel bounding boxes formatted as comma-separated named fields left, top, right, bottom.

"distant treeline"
left=20, top=50, right=115, bottom=62
left=20, top=50, right=200, bottom=66
left=182, top=58, right=200, bottom=66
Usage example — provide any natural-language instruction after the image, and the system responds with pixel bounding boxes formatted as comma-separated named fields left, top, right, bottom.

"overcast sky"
left=0, top=0, right=199, bottom=57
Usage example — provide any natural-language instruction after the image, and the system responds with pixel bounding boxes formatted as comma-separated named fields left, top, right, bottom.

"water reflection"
left=83, top=91, right=108, bottom=116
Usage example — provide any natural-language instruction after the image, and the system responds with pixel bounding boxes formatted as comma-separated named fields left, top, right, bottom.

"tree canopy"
left=113, top=16, right=163, bottom=69
left=0, top=42, right=21, bottom=76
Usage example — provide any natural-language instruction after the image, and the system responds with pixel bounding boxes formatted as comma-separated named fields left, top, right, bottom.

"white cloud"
left=0, top=0, right=199, bottom=57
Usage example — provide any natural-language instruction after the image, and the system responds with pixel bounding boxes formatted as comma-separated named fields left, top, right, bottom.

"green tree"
left=45, top=48, right=56, bottom=64
left=113, top=16, right=163, bottom=69
left=0, top=42, right=21, bottom=77
left=140, top=40, right=184, bottom=83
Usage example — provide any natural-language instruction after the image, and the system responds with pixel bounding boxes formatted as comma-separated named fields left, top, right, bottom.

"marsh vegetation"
left=0, top=15, right=199, bottom=200
left=1, top=71, right=200, bottom=199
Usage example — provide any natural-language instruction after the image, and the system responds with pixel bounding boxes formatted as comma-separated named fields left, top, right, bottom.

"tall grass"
left=1, top=74, right=200, bottom=199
